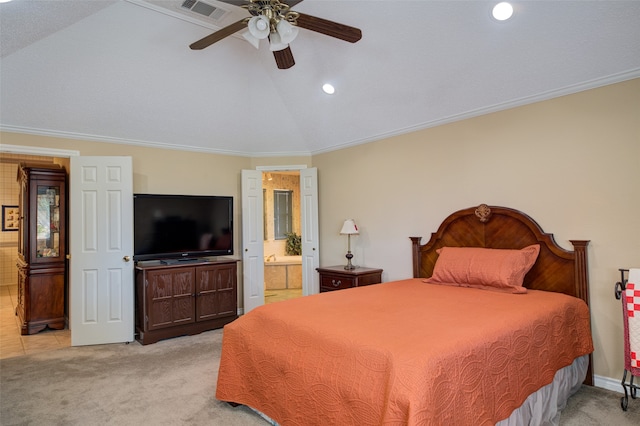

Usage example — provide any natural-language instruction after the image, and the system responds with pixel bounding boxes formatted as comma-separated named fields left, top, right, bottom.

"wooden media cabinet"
left=135, top=258, right=238, bottom=345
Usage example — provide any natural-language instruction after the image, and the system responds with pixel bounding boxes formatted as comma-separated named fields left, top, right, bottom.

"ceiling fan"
left=189, top=0, right=362, bottom=69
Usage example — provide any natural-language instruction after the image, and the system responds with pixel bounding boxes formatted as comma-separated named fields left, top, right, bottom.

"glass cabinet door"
left=36, top=185, right=61, bottom=258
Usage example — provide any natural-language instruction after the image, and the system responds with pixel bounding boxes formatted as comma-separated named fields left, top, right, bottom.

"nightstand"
left=317, top=265, right=383, bottom=292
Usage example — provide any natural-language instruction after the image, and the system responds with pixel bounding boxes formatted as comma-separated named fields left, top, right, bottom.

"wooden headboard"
left=411, top=204, right=592, bottom=385
left=410, top=204, right=590, bottom=305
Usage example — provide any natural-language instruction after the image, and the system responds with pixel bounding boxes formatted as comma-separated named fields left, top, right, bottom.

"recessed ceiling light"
left=322, top=83, right=335, bottom=95
left=492, top=2, right=514, bottom=21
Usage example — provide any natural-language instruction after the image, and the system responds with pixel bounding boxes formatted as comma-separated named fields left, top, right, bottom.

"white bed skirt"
left=497, top=354, right=589, bottom=426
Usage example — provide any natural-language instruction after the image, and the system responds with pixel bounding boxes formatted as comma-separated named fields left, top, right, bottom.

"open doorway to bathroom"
left=262, top=171, right=303, bottom=304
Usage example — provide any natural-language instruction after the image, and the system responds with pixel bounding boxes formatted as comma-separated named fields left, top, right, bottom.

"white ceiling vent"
left=127, top=1, right=243, bottom=29
left=181, top=0, right=227, bottom=20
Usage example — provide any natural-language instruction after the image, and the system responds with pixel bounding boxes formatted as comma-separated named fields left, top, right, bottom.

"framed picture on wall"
left=2, top=205, right=19, bottom=231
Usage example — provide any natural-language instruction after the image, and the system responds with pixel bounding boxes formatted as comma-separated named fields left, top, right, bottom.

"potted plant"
left=285, top=232, right=302, bottom=255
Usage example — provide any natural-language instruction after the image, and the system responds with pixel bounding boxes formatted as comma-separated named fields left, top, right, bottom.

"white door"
left=300, top=168, right=319, bottom=295
left=241, top=167, right=319, bottom=313
left=241, top=169, right=265, bottom=314
left=70, top=156, right=134, bottom=346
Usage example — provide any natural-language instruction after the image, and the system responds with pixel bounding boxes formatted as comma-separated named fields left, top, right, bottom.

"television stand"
left=135, top=259, right=238, bottom=345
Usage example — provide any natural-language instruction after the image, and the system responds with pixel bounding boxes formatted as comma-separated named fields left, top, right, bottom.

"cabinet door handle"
left=331, top=279, right=341, bottom=287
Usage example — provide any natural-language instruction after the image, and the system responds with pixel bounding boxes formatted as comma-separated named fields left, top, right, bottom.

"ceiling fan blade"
left=273, top=47, right=295, bottom=69
left=295, top=13, right=362, bottom=43
left=189, top=20, right=248, bottom=50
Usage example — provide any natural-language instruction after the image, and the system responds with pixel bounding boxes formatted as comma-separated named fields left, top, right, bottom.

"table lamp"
left=340, top=219, right=359, bottom=270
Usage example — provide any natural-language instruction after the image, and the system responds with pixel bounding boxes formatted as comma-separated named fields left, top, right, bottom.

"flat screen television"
left=133, top=194, right=233, bottom=262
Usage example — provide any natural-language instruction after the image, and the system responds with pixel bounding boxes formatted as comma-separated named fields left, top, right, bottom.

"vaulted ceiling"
left=1, top=0, right=639, bottom=157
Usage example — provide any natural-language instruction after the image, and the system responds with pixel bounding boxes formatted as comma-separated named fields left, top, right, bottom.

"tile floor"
left=265, top=288, right=302, bottom=303
left=0, top=285, right=70, bottom=360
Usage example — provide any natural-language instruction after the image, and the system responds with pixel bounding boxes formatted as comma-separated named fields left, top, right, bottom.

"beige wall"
left=1, top=78, right=638, bottom=383
left=314, top=78, right=639, bottom=383
left=0, top=159, right=21, bottom=286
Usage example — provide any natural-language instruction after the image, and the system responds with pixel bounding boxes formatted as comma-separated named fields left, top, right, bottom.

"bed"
left=216, top=204, right=594, bottom=425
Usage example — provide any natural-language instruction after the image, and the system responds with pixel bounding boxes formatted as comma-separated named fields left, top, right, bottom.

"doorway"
left=242, top=167, right=319, bottom=314
left=262, top=171, right=303, bottom=304
left=0, top=151, right=71, bottom=358
left=2, top=147, right=135, bottom=347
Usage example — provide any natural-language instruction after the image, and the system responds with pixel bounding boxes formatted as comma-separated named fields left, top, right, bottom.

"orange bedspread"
left=216, top=278, right=593, bottom=425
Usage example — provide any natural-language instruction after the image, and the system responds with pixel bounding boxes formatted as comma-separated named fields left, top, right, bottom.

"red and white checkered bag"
left=623, top=269, right=640, bottom=373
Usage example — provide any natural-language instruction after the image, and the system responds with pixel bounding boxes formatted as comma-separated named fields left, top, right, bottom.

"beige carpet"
left=0, top=329, right=265, bottom=425
left=561, top=381, right=640, bottom=425
left=1, top=328, right=639, bottom=425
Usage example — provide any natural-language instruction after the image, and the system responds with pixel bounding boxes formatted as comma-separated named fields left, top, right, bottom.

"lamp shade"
left=248, top=15, right=270, bottom=39
left=340, top=219, right=359, bottom=235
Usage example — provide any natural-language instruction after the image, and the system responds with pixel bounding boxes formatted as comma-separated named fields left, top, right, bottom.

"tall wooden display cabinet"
left=16, top=163, right=67, bottom=335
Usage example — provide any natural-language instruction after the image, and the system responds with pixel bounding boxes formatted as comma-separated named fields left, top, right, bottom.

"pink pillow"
left=425, top=245, right=540, bottom=294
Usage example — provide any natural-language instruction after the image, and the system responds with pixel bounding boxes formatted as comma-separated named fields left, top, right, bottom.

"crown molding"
left=0, top=143, right=79, bottom=158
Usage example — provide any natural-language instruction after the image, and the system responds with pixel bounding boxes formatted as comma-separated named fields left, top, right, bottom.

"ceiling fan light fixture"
left=276, top=19, right=299, bottom=45
left=188, top=0, right=362, bottom=70
left=248, top=15, right=270, bottom=39
left=242, top=30, right=261, bottom=49
left=269, top=32, right=288, bottom=52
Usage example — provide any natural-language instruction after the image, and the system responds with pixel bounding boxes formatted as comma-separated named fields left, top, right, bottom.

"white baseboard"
left=594, top=374, right=624, bottom=394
